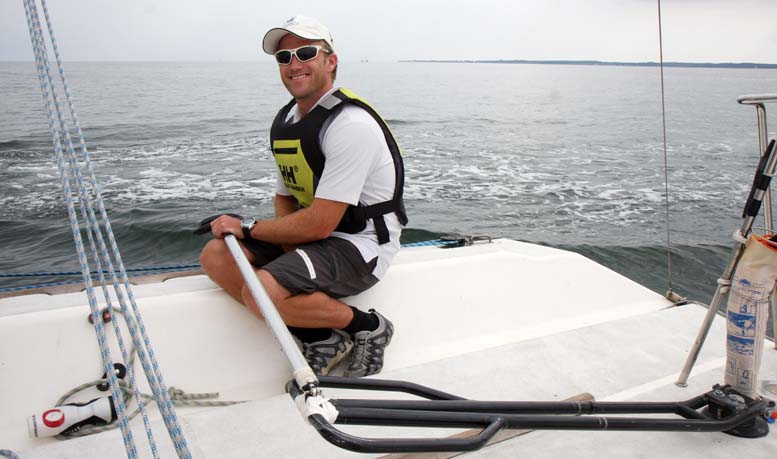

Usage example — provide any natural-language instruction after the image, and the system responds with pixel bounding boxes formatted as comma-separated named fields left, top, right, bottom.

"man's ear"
left=327, top=52, right=338, bottom=72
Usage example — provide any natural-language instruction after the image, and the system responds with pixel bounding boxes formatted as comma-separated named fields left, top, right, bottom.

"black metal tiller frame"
left=287, top=377, right=774, bottom=454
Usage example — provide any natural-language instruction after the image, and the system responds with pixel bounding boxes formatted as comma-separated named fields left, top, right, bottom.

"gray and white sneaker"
left=304, top=329, right=353, bottom=376
left=346, top=309, right=394, bottom=377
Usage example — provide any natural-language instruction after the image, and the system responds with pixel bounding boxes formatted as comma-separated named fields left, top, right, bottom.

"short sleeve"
left=314, top=106, right=384, bottom=205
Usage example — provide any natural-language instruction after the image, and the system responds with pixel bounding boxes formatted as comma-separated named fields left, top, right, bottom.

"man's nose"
left=289, top=54, right=304, bottom=67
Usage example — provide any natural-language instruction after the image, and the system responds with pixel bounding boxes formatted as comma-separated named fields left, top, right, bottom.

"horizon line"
left=1, top=58, right=776, bottom=69
left=400, top=59, right=777, bottom=69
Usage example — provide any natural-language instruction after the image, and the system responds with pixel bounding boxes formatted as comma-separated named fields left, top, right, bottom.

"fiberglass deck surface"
left=20, top=304, right=777, bottom=459
left=3, top=239, right=677, bottom=453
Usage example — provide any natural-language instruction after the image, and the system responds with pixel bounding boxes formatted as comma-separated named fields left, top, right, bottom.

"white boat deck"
left=1, top=239, right=775, bottom=457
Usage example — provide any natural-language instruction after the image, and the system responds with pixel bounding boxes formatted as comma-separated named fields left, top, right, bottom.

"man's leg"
left=199, top=238, right=257, bottom=303
left=200, top=238, right=349, bottom=327
left=239, top=270, right=355, bottom=375
left=243, top=269, right=353, bottom=327
left=243, top=268, right=391, bottom=377
left=200, top=239, right=336, bottom=346
left=206, top=237, right=392, bottom=377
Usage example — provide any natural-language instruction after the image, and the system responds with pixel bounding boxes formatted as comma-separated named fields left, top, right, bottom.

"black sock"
left=342, top=307, right=379, bottom=335
left=288, top=326, right=331, bottom=344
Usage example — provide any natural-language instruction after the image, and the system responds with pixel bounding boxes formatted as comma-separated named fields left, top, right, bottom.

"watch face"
left=242, top=218, right=256, bottom=228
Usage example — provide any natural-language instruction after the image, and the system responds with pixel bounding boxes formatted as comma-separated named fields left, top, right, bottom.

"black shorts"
left=241, top=237, right=379, bottom=299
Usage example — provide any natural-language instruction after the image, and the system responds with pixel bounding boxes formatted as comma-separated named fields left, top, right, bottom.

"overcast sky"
left=2, top=0, right=776, bottom=63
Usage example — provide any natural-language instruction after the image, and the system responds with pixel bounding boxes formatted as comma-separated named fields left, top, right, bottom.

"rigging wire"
left=657, top=0, right=675, bottom=295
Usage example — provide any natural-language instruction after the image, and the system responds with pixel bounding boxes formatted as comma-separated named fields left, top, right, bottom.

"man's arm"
left=253, top=197, right=348, bottom=244
left=274, top=193, right=300, bottom=218
left=209, top=197, right=348, bottom=245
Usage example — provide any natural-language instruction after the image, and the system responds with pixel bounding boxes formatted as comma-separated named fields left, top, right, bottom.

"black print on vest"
left=279, top=164, right=297, bottom=185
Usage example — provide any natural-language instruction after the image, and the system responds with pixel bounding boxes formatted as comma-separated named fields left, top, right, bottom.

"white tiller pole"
left=223, top=235, right=319, bottom=391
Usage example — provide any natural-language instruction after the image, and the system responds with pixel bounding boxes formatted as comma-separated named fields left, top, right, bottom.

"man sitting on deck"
left=199, top=16, right=407, bottom=377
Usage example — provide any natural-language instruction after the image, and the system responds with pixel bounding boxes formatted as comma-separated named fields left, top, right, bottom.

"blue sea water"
left=1, top=61, right=777, bottom=332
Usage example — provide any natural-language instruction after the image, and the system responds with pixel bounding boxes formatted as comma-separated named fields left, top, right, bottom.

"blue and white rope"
left=37, top=0, right=191, bottom=454
left=33, top=0, right=190, bottom=457
left=24, top=1, right=193, bottom=457
left=0, top=268, right=199, bottom=294
left=1, top=241, right=445, bottom=279
left=401, top=239, right=446, bottom=247
left=0, top=242, right=449, bottom=292
left=31, top=4, right=160, bottom=456
left=35, top=2, right=192, bottom=454
left=22, top=1, right=137, bottom=456
left=0, top=264, right=200, bottom=278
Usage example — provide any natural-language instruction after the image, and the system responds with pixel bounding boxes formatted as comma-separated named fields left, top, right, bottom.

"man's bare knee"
left=199, top=239, right=229, bottom=275
left=201, top=239, right=257, bottom=275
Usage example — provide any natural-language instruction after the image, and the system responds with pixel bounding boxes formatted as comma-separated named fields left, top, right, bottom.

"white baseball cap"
left=262, top=16, right=334, bottom=55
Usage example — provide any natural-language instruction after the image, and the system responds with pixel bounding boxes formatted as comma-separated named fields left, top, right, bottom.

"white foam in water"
left=0, top=130, right=747, bottom=246
left=2, top=62, right=772, bottom=250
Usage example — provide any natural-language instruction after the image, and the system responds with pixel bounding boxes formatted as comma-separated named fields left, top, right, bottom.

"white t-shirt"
left=273, top=87, right=403, bottom=279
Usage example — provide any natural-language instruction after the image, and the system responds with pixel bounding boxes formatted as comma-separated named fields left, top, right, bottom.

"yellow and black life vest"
left=270, top=88, right=408, bottom=245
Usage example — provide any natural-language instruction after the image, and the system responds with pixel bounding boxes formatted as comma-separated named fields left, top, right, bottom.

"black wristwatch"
left=240, top=217, right=256, bottom=240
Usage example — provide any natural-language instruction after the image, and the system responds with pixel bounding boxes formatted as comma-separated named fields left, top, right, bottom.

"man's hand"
left=210, top=214, right=244, bottom=239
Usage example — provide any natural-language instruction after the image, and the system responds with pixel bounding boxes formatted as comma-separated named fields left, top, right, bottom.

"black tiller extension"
left=288, top=377, right=774, bottom=454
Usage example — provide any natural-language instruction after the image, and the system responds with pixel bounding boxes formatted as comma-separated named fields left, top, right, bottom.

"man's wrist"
left=240, top=217, right=257, bottom=239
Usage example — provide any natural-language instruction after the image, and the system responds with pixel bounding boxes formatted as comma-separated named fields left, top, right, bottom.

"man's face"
left=276, top=34, right=337, bottom=103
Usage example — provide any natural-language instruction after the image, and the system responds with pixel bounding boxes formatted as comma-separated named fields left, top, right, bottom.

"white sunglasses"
left=274, top=45, right=330, bottom=65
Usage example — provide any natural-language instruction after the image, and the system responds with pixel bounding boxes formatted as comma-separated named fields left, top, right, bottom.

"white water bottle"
left=27, top=396, right=116, bottom=438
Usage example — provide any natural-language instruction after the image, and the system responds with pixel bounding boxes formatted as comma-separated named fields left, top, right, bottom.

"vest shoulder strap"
left=330, top=88, right=409, bottom=229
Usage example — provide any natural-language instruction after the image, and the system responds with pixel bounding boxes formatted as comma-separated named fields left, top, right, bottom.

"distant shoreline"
left=400, top=59, right=777, bottom=69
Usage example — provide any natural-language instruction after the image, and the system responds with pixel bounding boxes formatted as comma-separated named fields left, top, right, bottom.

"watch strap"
left=241, top=218, right=255, bottom=240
